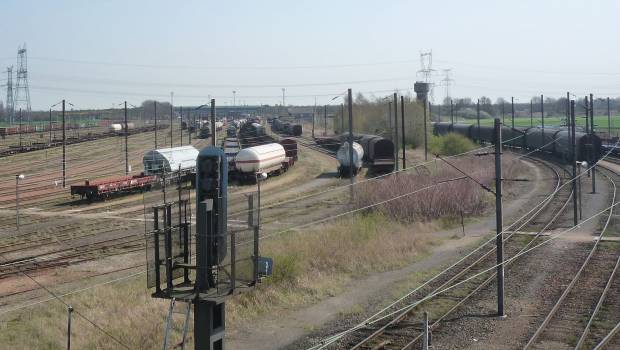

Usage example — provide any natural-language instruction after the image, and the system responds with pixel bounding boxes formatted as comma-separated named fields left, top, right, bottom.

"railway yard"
left=0, top=109, right=618, bottom=349
left=1, top=4, right=619, bottom=348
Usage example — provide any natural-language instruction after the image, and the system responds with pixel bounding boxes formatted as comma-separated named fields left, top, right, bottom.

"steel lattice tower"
left=14, top=44, right=31, bottom=122
left=5, top=66, right=14, bottom=123
left=417, top=51, right=435, bottom=102
left=442, top=69, right=453, bottom=103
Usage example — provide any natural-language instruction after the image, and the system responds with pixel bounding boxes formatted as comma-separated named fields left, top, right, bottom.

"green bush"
left=429, top=133, right=477, bottom=156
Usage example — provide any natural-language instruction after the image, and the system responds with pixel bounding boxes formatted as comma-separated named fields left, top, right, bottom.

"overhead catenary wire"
left=308, top=137, right=620, bottom=349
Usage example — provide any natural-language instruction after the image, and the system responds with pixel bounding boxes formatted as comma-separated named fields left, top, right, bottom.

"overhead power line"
left=28, top=56, right=420, bottom=70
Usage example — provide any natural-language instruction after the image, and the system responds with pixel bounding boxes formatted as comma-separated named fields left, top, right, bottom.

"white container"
left=143, top=145, right=199, bottom=175
left=109, top=123, right=123, bottom=132
left=336, top=141, right=363, bottom=170
left=234, top=143, right=285, bottom=174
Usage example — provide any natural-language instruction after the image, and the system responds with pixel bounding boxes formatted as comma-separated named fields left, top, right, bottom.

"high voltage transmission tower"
left=14, top=44, right=31, bottom=122
left=5, top=66, right=15, bottom=123
left=442, top=68, right=453, bottom=103
left=417, top=51, right=435, bottom=102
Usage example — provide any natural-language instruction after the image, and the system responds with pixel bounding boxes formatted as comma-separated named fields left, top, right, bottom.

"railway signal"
left=147, top=142, right=263, bottom=349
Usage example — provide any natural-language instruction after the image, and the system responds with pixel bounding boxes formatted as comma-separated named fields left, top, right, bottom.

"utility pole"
left=476, top=99, right=481, bottom=142
left=400, top=96, right=406, bottom=169
left=324, top=105, right=327, bottom=136
left=347, top=89, right=354, bottom=189
left=494, top=118, right=505, bottom=318
left=423, top=96, right=428, bottom=161
left=393, top=93, right=399, bottom=171
left=170, top=102, right=173, bottom=148
left=124, top=101, right=129, bottom=175
left=450, top=99, right=454, bottom=125
left=62, top=100, right=66, bottom=188
left=388, top=102, right=392, bottom=137
left=429, top=102, right=433, bottom=122
left=154, top=101, right=158, bottom=149
left=511, top=96, right=515, bottom=128
left=18, top=108, right=22, bottom=149
left=530, top=100, right=533, bottom=127
left=571, top=99, right=578, bottom=226
left=608, top=97, right=611, bottom=144
left=180, top=106, right=183, bottom=145
left=312, top=105, right=315, bottom=138
left=585, top=96, right=590, bottom=135
left=501, top=101, right=505, bottom=124
left=341, top=103, right=344, bottom=133
left=590, top=93, right=596, bottom=193
left=541, top=94, right=545, bottom=145
left=49, top=108, right=52, bottom=144
left=210, top=99, right=216, bottom=147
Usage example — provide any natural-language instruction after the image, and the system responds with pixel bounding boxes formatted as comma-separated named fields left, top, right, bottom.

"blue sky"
left=1, top=0, right=619, bottom=110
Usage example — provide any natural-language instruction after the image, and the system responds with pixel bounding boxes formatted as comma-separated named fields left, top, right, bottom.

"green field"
left=449, top=115, right=620, bottom=133
left=0, top=118, right=102, bottom=127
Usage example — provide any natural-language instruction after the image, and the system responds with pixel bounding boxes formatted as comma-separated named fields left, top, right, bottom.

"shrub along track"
left=523, top=163, right=620, bottom=350
left=312, top=156, right=573, bottom=350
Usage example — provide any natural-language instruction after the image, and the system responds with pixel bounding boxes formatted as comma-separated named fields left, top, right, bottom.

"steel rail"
left=593, top=321, right=620, bottom=350
left=523, top=166, right=617, bottom=349
left=573, top=164, right=620, bottom=349
left=348, top=157, right=570, bottom=349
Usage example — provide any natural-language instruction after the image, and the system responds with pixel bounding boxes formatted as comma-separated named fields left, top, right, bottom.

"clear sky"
left=1, top=0, right=618, bottom=110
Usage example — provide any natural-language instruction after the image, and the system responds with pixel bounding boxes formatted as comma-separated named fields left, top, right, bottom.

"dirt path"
left=227, top=158, right=549, bottom=349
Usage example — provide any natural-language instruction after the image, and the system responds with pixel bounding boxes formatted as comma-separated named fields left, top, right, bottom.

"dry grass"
left=0, top=213, right=432, bottom=349
left=355, top=154, right=521, bottom=223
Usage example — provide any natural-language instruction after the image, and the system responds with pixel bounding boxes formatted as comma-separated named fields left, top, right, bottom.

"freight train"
left=271, top=118, right=303, bottom=136
left=317, top=134, right=396, bottom=175
left=432, top=122, right=603, bottom=163
left=71, top=136, right=299, bottom=199
left=71, top=145, right=199, bottom=200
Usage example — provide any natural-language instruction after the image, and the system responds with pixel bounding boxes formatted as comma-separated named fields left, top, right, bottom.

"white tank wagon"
left=234, top=143, right=294, bottom=177
left=108, top=122, right=135, bottom=133
left=336, top=141, right=364, bottom=177
left=143, top=145, right=199, bottom=176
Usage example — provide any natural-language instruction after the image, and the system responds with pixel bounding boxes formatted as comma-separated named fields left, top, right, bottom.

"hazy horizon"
left=1, top=0, right=619, bottom=110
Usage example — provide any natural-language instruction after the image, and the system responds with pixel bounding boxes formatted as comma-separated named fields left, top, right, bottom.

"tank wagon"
left=233, top=142, right=296, bottom=179
left=143, top=145, right=200, bottom=176
left=432, top=122, right=602, bottom=163
left=71, top=145, right=200, bottom=201
left=271, top=118, right=303, bottom=136
left=336, top=141, right=364, bottom=177
left=108, top=122, right=135, bottom=134
left=356, top=135, right=395, bottom=173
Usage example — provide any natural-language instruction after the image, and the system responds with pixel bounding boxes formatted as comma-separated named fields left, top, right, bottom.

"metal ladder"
left=163, top=298, right=191, bottom=350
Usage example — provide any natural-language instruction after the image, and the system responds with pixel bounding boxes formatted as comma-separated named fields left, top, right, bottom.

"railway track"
left=294, top=135, right=338, bottom=158
left=524, top=164, right=620, bottom=350
left=0, top=134, right=346, bottom=298
left=314, top=156, right=574, bottom=349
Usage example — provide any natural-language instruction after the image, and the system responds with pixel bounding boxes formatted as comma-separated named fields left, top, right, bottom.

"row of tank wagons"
left=197, top=120, right=225, bottom=139
left=432, top=122, right=603, bottom=163
left=70, top=145, right=200, bottom=200
left=270, top=118, right=303, bottom=136
left=333, top=134, right=396, bottom=177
